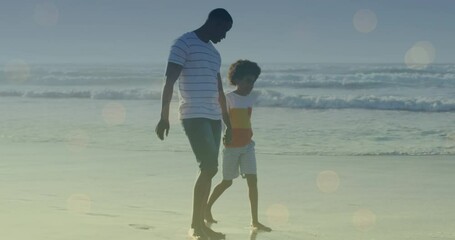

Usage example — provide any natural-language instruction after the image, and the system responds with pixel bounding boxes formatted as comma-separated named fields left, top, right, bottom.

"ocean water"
left=1, top=63, right=454, bottom=156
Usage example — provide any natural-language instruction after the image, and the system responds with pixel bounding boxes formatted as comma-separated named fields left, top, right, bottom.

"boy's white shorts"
left=222, top=141, right=256, bottom=180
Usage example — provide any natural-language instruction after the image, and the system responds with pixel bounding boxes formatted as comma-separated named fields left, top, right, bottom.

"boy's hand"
left=223, top=127, right=232, bottom=145
left=155, top=119, right=170, bottom=140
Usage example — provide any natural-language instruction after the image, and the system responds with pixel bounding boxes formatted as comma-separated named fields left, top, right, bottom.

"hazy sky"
left=1, top=0, right=454, bottom=64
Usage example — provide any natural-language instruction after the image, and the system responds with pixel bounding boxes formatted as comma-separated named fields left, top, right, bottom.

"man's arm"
left=217, top=73, right=232, bottom=144
left=155, top=62, right=182, bottom=140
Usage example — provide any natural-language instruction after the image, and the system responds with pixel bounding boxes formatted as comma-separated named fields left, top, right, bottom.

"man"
left=155, top=8, right=233, bottom=240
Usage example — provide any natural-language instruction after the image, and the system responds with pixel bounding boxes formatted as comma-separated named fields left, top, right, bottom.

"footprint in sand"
left=129, top=224, right=154, bottom=230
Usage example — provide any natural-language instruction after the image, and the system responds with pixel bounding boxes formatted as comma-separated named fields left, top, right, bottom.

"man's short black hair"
left=207, top=8, right=233, bottom=23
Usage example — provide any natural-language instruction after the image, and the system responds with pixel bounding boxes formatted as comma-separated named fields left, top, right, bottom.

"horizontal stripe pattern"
left=168, top=32, right=222, bottom=120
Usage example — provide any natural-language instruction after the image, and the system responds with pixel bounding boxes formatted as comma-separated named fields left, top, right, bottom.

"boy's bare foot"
left=202, top=225, right=225, bottom=240
left=188, top=228, right=209, bottom=240
left=204, top=211, right=218, bottom=224
left=252, top=222, right=272, bottom=232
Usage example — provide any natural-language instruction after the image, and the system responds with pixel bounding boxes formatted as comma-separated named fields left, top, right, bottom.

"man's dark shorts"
left=182, top=118, right=221, bottom=171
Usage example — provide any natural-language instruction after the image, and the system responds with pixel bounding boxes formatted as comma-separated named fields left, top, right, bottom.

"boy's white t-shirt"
left=225, top=91, right=259, bottom=148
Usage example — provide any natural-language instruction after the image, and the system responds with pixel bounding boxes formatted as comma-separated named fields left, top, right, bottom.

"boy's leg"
left=205, top=180, right=233, bottom=223
left=246, top=174, right=271, bottom=232
left=245, top=174, right=259, bottom=224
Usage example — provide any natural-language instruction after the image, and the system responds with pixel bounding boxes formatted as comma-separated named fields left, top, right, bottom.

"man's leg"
left=192, top=168, right=217, bottom=229
left=199, top=120, right=225, bottom=239
left=196, top=169, right=227, bottom=239
left=183, top=118, right=224, bottom=239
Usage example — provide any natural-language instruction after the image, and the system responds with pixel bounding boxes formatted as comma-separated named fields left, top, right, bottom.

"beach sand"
left=2, top=142, right=455, bottom=240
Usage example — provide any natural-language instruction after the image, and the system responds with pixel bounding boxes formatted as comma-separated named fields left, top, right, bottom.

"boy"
left=205, top=60, right=272, bottom=232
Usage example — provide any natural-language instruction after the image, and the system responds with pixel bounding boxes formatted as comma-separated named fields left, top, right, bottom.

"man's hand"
left=155, top=119, right=170, bottom=140
left=223, top=127, right=232, bottom=145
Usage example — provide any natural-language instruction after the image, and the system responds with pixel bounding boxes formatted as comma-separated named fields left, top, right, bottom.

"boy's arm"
left=155, top=62, right=182, bottom=140
left=217, top=73, right=232, bottom=144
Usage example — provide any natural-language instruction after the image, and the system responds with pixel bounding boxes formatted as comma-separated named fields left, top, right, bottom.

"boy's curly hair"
left=227, top=60, right=261, bottom=86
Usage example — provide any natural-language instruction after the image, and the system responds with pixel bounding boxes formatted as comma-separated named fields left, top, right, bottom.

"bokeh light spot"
left=266, top=203, right=289, bottom=226
left=405, top=41, right=436, bottom=69
left=447, top=132, right=455, bottom=141
left=67, top=194, right=92, bottom=215
left=293, top=24, right=308, bottom=40
left=66, top=130, right=89, bottom=152
left=353, top=9, right=378, bottom=33
left=102, top=102, right=126, bottom=126
left=166, top=101, right=180, bottom=125
left=352, top=208, right=376, bottom=231
left=34, top=1, right=59, bottom=27
left=317, top=170, right=340, bottom=193
left=4, top=59, right=30, bottom=83
left=446, top=132, right=455, bottom=151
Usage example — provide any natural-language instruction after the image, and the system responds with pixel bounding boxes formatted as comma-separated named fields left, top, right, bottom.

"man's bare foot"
left=202, top=225, right=225, bottom=240
left=252, top=222, right=272, bottom=232
left=188, top=228, right=208, bottom=240
left=204, top=211, right=218, bottom=224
